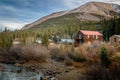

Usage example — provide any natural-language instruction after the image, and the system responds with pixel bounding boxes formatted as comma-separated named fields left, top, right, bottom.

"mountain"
left=22, top=1, right=120, bottom=29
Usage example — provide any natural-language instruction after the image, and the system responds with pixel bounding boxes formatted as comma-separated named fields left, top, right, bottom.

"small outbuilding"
left=110, top=35, right=120, bottom=45
left=61, top=39, right=74, bottom=44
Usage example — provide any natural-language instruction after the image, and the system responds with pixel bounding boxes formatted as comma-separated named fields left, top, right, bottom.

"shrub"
left=68, top=52, right=86, bottom=62
left=100, top=46, right=111, bottom=67
left=9, top=46, right=24, bottom=63
left=84, top=46, right=100, bottom=64
left=65, top=59, right=73, bottom=66
left=109, top=62, right=120, bottom=80
left=114, top=52, right=120, bottom=62
left=0, top=49, right=11, bottom=63
left=85, top=65, right=111, bottom=80
left=1, top=45, right=49, bottom=63
left=105, top=44, right=116, bottom=55
left=20, top=45, right=49, bottom=62
left=73, top=62, right=82, bottom=68
left=50, top=48, right=67, bottom=62
left=86, top=62, right=120, bottom=80
left=116, top=46, right=120, bottom=52
left=68, top=47, right=87, bottom=63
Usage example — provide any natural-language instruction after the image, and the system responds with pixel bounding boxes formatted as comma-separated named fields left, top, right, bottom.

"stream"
left=0, top=64, right=42, bottom=80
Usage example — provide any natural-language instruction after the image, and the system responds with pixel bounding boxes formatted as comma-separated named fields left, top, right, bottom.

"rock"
left=14, top=63, right=22, bottom=67
left=42, top=76, right=58, bottom=80
left=0, top=66, right=5, bottom=71
left=51, top=77, right=57, bottom=80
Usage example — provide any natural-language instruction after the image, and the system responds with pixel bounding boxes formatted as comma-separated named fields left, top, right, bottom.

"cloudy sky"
left=0, top=0, right=120, bottom=30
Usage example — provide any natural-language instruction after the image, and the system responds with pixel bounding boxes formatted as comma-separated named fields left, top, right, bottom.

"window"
left=96, top=35, right=98, bottom=39
left=93, top=35, right=95, bottom=38
left=114, top=37, right=116, bottom=42
left=79, top=35, right=82, bottom=39
left=87, top=35, right=90, bottom=39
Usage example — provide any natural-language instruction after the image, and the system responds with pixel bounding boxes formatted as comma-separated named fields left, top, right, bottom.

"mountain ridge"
left=22, top=1, right=120, bottom=29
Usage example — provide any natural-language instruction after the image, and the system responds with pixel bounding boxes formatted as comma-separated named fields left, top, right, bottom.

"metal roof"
left=61, top=39, right=74, bottom=43
left=114, top=35, right=120, bottom=37
left=80, top=30, right=103, bottom=36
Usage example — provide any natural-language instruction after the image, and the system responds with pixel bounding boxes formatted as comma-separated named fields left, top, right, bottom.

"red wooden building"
left=74, top=30, right=103, bottom=44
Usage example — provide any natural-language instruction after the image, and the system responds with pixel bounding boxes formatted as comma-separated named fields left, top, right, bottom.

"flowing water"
left=0, top=64, right=42, bottom=80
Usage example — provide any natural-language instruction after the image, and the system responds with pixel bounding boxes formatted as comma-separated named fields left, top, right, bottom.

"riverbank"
left=16, top=60, right=87, bottom=80
left=0, top=60, right=87, bottom=80
left=0, top=63, right=42, bottom=80
left=0, top=43, right=120, bottom=80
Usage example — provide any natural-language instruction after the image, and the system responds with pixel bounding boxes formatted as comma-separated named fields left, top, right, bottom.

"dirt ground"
left=14, top=58, right=87, bottom=80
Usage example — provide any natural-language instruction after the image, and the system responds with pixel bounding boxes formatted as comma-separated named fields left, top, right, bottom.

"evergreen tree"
left=0, top=32, right=13, bottom=50
left=100, top=46, right=110, bottom=67
left=41, top=35, right=49, bottom=48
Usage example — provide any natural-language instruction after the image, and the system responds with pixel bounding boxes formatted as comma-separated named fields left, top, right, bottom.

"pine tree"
left=100, top=46, right=110, bottom=67
left=41, top=35, right=49, bottom=48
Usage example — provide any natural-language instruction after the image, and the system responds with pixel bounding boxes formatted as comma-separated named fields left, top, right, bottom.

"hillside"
left=23, top=1, right=120, bottom=29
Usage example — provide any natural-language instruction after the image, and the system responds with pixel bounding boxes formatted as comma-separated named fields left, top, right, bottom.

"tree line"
left=0, top=17, right=120, bottom=49
left=101, top=17, right=120, bottom=41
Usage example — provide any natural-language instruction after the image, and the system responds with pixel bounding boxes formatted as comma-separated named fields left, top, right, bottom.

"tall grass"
left=20, top=45, right=49, bottom=62
left=49, top=42, right=120, bottom=80
left=0, top=45, right=49, bottom=64
left=0, top=41, right=120, bottom=80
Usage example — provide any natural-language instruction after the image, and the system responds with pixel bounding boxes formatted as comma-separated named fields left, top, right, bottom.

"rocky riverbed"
left=0, top=63, right=42, bottom=80
left=12, top=59, right=87, bottom=80
left=0, top=58, right=87, bottom=80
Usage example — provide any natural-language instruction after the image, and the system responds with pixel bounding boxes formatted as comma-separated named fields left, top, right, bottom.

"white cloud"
left=0, top=20, right=28, bottom=30
left=62, top=0, right=84, bottom=9
left=0, top=4, right=45, bottom=29
left=0, top=5, right=17, bottom=12
left=0, top=4, right=35, bottom=14
left=1, top=0, right=120, bottom=30
left=62, top=0, right=120, bottom=9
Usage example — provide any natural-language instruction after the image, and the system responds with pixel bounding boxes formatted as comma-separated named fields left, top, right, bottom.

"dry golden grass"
left=20, top=45, right=49, bottom=62
left=73, top=62, right=83, bottom=68
left=0, top=45, right=49, bottom=63
left=116, top=46, right=120, bottom=52
left=113, top=52, right=120, bottom=62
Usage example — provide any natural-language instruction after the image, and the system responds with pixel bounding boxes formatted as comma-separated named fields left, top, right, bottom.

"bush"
left=116, top=46, right=120, bottom=52
left=114, top=52, right=120, bottom=62
left=86, top=65, right=111, bottom=80
left=68, top=46, right=87, bottom=63
left=100, top=46, right=111, bottom=67
left=0, top=45, right=49, bottom=64
left=73, top=62, right=82, bottom=68
left=68, top=52, right=86, bottom=62
left=50, top=48, right=67, bottom=62
left=85, top=62, right=120, bottom=80
left=104, top=44, right=116, bottom=55
left=65, top=59, right=73, bottom=66
left=20, top=45, right=49, bottom=62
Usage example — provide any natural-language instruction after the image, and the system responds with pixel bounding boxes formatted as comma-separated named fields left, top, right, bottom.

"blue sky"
left=0, top=0, right=120, bottom=29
